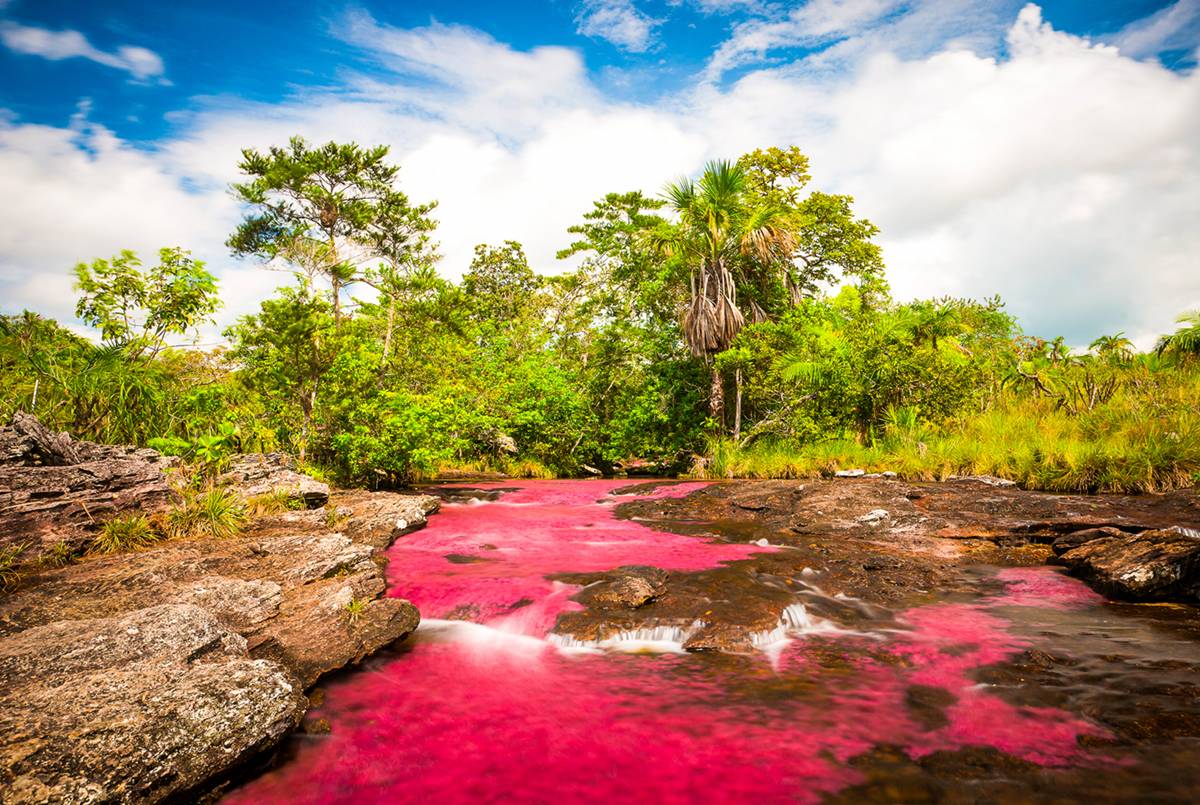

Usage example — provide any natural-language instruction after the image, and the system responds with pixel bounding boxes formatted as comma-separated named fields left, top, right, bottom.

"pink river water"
left=226, top=479, right=1118, bottom=804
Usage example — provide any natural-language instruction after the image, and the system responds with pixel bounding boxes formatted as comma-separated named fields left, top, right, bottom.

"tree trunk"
left=331, top=275, right=342, bottom=329
left=382, top=294, right=396, bottom=363
left=709, top=364, right=725, bottom=426
left=732, top=367, right=743, bottom=440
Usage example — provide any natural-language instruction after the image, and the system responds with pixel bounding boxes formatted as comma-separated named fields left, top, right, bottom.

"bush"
left=165, top=488, right=248, bottom=539
left=91, top=514, right=158, bottom=554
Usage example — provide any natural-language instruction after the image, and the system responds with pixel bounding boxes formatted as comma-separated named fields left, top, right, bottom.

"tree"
left=1090, top=332, right=1135, bottom=364
left=737, top=146, right=885, bottom=306
left=227, top=137, right=413, bottom=327
left=365, top=191, right=440, bottom=363
left=1156, top=311, right=1200, bottom=361
left=225, top=285, right=335, bottom=460
left=650, top=160, right=796, bottom=424
left=463, top=241, right=542, bottom=324
left=73, top=247, right=220, bottom=356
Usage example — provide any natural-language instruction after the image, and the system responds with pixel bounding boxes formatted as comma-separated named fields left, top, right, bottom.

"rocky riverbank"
left=0, top=415, right=437, bottom=803
left=548, top=477, right=1200, bottom=651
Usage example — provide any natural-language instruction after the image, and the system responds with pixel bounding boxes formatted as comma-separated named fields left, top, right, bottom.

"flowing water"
left=227, top=480, right=1200, bottom=803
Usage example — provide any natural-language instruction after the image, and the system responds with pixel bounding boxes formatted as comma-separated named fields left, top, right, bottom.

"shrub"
left=0, top=542, right=30, bottom=592
left=91, top=515, right=158, bottom=554
left=165, top=488, right=248, bottom=539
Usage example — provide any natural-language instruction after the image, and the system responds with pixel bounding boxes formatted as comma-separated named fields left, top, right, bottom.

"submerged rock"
left=1057, top=529, right=1200, bottom=601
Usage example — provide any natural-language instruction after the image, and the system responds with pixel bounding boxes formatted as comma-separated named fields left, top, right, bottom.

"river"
left=226, top=479, right=1200, bottom=803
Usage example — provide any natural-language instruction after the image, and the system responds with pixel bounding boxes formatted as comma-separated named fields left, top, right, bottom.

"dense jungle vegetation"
left=2, top=139, right=1198, bottom=493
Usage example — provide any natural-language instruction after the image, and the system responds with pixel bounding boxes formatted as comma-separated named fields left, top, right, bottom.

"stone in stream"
left=574, top=566, right=668, bottom=611
left=1057, top=529, right=1200, bottom=601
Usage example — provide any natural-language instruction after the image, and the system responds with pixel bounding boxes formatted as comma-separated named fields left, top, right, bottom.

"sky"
left=0, top=0, right=1198, bottom=348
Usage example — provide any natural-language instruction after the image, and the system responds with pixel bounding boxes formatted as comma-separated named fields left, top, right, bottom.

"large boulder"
left=0, top=414, right=177, bottom=562
left=220, top=453, right=330, bottom=508
left=0, top=418, right=436, bottom=801
left=1057, top=529, right=1200, bottom=601
left=0, top=605, right=306, bottom=804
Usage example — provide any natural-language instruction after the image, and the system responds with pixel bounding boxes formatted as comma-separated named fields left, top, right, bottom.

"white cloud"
left=575, top=0, right=662, bottom=53
left=1110, top=0, right=1200, bottom=60
left=0, top=20, right=165, bottom=81
left=0, top=3, right=1196, bottom=351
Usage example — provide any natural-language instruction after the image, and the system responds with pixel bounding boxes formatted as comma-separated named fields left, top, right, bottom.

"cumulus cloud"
left=0, top=20, right=165, bottom=81
left=0, top=3, right=1196, bottom=350
left=575, top=0, right=662, bottom=53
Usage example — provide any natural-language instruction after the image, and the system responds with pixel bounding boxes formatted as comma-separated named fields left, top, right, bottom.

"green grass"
left=424, top=456, right=556, bottom=481
left=0, top=542, right=31, bottom=592
left=344, top=597, right=369, bottom=625
left=91, top=514, right=159, bottom=554
left=695, top=373, right=1200, bottom=494
left=164, top=487, right=248, bottom=539
left=246, top=489, right=306, bottom=517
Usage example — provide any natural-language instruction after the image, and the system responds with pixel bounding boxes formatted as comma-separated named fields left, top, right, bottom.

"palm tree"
left=1089, top=332, right=1135, bottom=364
left=650, top=161, right=796, bottom=423
left=1155, top=311, right=1200, bottom=361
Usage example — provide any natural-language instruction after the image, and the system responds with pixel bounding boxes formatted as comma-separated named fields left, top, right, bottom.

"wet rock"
left=1058, top=529, right=1200, bottom=601
left=0, top=605, right=306, bottom=803
left=577, top=566, right=668, bottom=611
left=336, top=490, right=440, bottom=548
left=856, top=509, right=890, bottom=526
left=1051, top=526, right=1128, bottom=557
left=0, top=414, right=177, bottom=562
left=683, top=622, right=757, bottom=653
left=221, top=453, right=329, bottom=508
left=948, top=474, right=1017, bottom=487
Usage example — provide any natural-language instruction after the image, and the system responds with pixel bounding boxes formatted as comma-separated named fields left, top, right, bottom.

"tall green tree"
left=225, top=285, right=335, bottom=460
left=227, top=137, right=420, bottom=327
left=650, top=160, right=796, bottom=423
left=737, top=146, right=885, bottom=307
left=73, top=247, right=220, bottom=356
left=463, top=241, right=542, bottom=324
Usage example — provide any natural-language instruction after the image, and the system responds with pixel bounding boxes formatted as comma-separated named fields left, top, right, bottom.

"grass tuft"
left=91, top=514, right=158, bottom=554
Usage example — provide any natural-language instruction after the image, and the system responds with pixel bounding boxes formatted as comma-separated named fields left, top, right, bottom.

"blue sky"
left=1, top=0, right=1190, bottom=141
left=0, top=0, right=1198, bottom=346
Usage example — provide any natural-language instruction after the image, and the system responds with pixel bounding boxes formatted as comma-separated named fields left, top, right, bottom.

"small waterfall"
left=749, top=603, right=829, bottom=648
left=549, top=622, right=701, bottom=653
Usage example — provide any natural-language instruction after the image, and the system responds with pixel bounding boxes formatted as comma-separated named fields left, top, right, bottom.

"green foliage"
left=91, top=514, right=158, bottom=554
left=165, top=488, right=248, bottom=540
left=74, top=247, right=220, bottom=354
left=0, top=542, right=30, bottom=592
left=246, top=489, right=305, bottom=517
left=1156, top=311, right=1200, bottom=361
left=43, top=542, right=80, bottom=568
left=3, top=138, right=1197, bottom=496
left=344, top=597, right=369, bottom=625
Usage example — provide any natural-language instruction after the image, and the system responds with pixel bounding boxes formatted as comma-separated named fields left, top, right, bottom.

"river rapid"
left=226, top=479, right=1200, bottom=803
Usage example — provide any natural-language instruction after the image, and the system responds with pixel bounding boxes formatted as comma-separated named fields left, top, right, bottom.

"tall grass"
left=696, top=369, right=1200, bottom=494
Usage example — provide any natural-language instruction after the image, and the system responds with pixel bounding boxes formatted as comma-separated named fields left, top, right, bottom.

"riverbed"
left=226, top=479, right=1200, bottom=803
